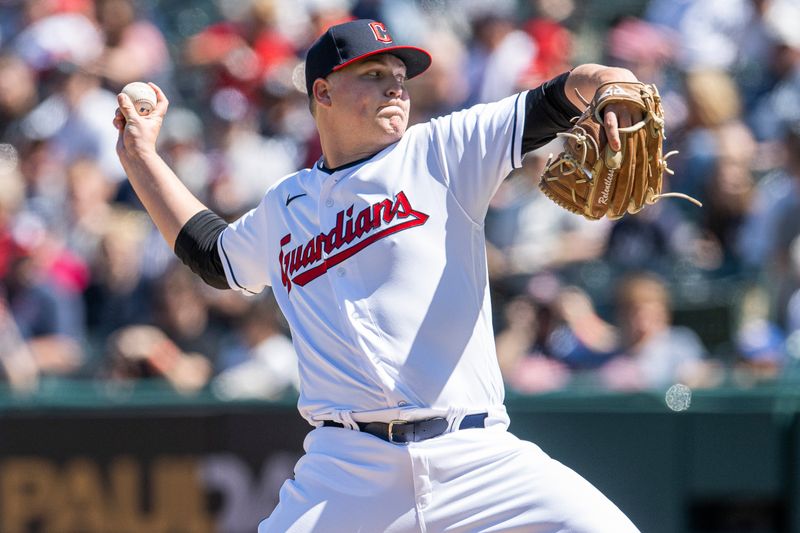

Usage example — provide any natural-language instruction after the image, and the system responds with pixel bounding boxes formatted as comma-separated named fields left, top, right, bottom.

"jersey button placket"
left=319, top=172, right=348, bottom=315
left=318, top=172, right=337, bottom=263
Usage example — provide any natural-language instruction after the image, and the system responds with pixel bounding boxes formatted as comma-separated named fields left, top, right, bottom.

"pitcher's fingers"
left=148, top=82, right=169, bottom=115
left=117, top=93, right=137, bottom=120
left=617, top=105, right=643, bottom=128
left=113, top=114, right=125, bottom=131
left=616, top=107, right=632, bottom=129
left=112, top=108, right=125, bottom=130
left=604, top=110, right=621, bottom=152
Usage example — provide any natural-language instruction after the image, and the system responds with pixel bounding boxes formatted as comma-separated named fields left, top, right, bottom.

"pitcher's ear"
left=313, top=78, right=332, bottom=108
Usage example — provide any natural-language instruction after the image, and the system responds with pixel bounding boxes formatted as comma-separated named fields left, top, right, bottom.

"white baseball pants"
left=258, top=424, right=640, bottom=532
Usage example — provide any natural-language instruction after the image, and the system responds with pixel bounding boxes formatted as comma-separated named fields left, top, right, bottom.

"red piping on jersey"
left=279, top=191, right=429, bottom=293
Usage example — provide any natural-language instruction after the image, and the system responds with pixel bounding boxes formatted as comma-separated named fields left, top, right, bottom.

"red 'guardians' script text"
left=279, top=191, right=429, bottom=292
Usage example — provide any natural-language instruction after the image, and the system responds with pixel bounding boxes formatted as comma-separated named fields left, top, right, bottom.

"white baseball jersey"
left=218, top=92, right=528, bottom=426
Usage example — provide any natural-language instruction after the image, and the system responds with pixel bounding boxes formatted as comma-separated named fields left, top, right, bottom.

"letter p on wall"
left=1, top=458, right=58, bottom=532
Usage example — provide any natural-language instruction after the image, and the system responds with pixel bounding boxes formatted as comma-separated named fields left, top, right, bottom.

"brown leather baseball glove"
left=539, top=81, right=701, bottom=220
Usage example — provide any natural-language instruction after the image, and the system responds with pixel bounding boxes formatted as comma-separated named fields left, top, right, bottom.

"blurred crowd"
left=1, top=0, right=799, bottom=398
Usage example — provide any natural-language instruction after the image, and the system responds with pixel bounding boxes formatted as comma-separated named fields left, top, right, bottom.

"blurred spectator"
left=11, top=1, right=103, bottom=73
left=518, top=17, right=573, bottom=89
left=406, top=30, right=468, bottom=124
left=205, top=88, right=299, bottom=216
left=0, top=144, right=25, bottom=279
left=603, top=201, right=694, bottom=276
left=734, top=318, right=787, bottom=382
left=105, top=324, right=211, bottom=393
left=731, top=285, right=787, bottom=385
left=183, top=0, right=296, bottom=99
left=496, top=275, right=618, bottom=394
left=605, top=17, right=675, bottom=83
left=0, top=294, right=39, bottom=392
left=212, top=293, right=299, bottom=400
left=304, top=0, right=355, bottom=45
left=90, top=0, right=171, bottom=88
left=644, top=0, right=796, bottom=112
left=464, top=12, right=536, bottom=105
left=157, top=106, right=212, bottom=200
left=669, top=70, right=744, bottom=204
left=733, top=0, right=794, bottom=108
left=0, top=54, right=38, bottom=141
left=742, top=121, right=800, bottom=323
left=64, top=157, right=114, bottom=261
left=552, top=285, right=620, bottom=370
left=599, top=273, right=717, bottom=390
left=0, top=141, right=93, bottom=307
left=152, top=263, right=226, bottom=362
left=739, top=119, right=800, bottom=273
left=0, top=144, right=37, bottom=388
left=495, top=292, right=571, bottom=394
left=83, top=208, right=153, bottom=342
left=258, top=60, right=317, bottom=154
left=644, top=0, right=754, bottom=72
left=2, top=222, right=85, bottom=376
left=747, top=0, right=800, bottom=143
left=604, top=17, right=687, bottom=130
left=20, top=66, right=125, bottom=184
left=685, top=71, right=744, bottom=132
left=695, top=122, right=758, bottom=276
left=774, top=234, right=800, bottom=325
left=486, top=151, right=610, bottom=284
left=16, top=138, right=64, bottom=214
left=788, top=236, right=800, bottom=332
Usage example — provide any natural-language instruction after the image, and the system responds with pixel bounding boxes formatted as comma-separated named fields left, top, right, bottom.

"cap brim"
left=331, top=46, right=432, bottom=79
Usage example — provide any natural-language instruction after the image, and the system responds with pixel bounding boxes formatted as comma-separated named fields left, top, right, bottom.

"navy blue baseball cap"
left=304, top=19, right=432, bottom=95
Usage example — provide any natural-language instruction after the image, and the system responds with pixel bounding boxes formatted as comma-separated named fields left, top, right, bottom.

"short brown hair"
left=615, top=273, right=670, bottom=311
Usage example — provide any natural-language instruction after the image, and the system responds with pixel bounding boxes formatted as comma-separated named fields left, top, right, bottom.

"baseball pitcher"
left=114, top=18, right=650, bottom=533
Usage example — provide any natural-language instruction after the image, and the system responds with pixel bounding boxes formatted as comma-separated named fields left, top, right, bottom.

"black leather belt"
left=322, top=413, right=488, bottom=444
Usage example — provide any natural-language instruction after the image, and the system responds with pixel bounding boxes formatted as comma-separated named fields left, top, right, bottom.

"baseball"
left=121, top=82, right=157, bottom=116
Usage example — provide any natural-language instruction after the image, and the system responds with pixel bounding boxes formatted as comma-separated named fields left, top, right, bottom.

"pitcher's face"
left=323, top=54, right=410, bottom=143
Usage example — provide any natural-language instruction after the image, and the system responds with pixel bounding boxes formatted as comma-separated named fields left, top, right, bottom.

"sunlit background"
left=1, top=0, right=800, bottom=532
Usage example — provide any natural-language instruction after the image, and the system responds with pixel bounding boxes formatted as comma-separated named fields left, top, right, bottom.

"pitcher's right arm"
left=113, top=83, right=229, bottom=289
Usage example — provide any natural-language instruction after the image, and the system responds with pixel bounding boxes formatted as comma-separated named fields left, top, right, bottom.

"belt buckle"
left=387, top=419, right=408, bottom=444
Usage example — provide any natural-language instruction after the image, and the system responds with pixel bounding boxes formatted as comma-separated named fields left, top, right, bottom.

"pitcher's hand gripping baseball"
left=113, top=82, right=168, bottom=165
left=539, top=81, right=701, bottom=220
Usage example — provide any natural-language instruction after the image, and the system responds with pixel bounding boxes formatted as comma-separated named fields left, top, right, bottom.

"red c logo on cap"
left=369, top=22, right=393, bottom=43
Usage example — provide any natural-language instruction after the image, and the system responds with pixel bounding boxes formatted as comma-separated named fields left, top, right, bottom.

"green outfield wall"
left=0, top=383, right=797, bottom=533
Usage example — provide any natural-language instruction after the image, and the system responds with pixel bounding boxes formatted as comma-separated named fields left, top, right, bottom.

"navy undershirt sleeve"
left=174, top=209, right=230, bottom=290
left=522, top=71, right=583, bottom=154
